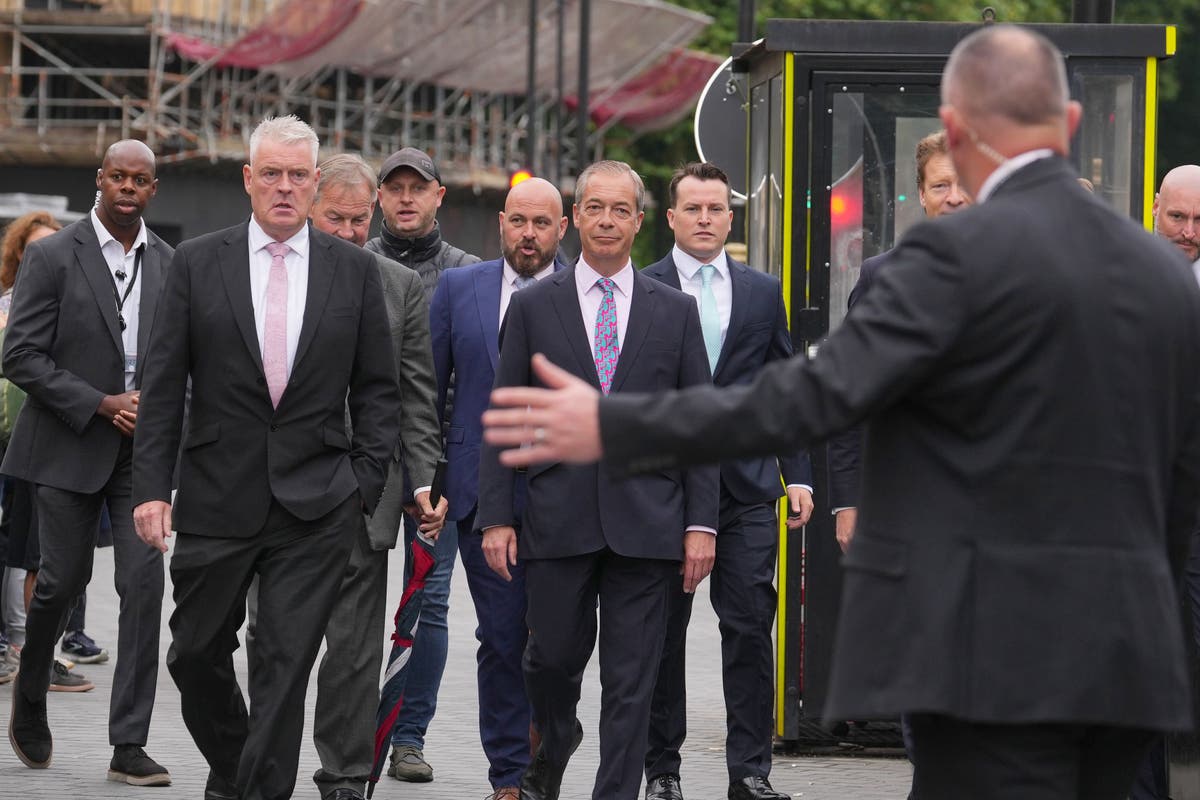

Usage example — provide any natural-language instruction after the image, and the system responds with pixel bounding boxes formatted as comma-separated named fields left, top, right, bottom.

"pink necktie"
left=263, top=242, right=290, bottom=408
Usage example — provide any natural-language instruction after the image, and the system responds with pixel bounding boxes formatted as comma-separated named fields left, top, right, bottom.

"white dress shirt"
left=247, top=218, right=309, bottom=377
left=499, top=260, right=555, bottom=329
left=1191, top=259, right=1200, bottom=288
left=91, top=209, right=146, bottom=392
left=575, top=258, right=634, bottom=360
left=672, top=245, right=732, bottom=348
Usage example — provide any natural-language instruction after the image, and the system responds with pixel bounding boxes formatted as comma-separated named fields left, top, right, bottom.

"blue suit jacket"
left=429, top=258, right=564, bottom=524
left=643, top=254, right=812, bottom=505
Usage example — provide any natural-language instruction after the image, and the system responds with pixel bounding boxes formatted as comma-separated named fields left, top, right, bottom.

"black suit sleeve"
left=476, top=289, right=532, bottom=531
left=347, top=252, right=403, bottom=514
left=600, top=225, right=967, bottom=473
left=2, top=240, right=106, bottom=433
left=132, top=243, right=193, bottom=505
left=395, top=268, right=439, bottom=490
left=826, top=260, right=874, bottom=509
left=767, top=286, right=813, bottom=488
left=677, top=299, right=720, bottom=530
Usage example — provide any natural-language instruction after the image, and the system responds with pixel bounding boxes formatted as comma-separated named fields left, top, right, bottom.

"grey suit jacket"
left=2, top=217, right=172, bottom=493
left=365, top=251, right=440, bottom=550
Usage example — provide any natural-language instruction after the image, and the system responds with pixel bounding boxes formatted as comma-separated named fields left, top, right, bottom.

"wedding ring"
left=534, top=426, right=547, bottom=443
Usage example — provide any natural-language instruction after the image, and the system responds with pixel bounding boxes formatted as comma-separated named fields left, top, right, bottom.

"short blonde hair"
left=249, top=115, right=319, bottom=165
left=576, top=160, right=646, bottom=212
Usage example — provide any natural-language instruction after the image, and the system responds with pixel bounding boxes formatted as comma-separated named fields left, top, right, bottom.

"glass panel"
left=827, top=89, right=940, bottom=334
left=747, top=80, right=772, bottom=271
left=768, top=73, right=785, bottom=280
left=1073, top=71, right=1134, bottom=215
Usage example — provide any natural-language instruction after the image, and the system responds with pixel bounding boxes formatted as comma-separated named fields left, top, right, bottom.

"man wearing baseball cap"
left=365, top=147, right=478, bottom=783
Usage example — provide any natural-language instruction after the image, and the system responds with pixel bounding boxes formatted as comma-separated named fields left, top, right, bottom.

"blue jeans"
left=390, top=515, right=457, bottom=750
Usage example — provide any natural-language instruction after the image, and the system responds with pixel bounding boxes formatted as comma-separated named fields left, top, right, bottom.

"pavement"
left=1, top=541, right=913, bottom=799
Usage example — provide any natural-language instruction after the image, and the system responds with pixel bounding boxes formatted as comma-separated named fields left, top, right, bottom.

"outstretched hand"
left=482, top=354, right=604, bottom=466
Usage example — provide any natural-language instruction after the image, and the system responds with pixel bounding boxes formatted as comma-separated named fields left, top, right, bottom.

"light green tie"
left=699, top=264, right=721, bottom=373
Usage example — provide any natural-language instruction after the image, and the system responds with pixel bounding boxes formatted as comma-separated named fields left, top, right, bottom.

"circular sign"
left=694, top=57, right=747, bottom=200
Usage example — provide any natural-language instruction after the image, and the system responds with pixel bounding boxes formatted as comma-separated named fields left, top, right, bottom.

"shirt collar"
left=502, top=259, right=556, bottom=286
left=576, top=257, right=634, bottom=297
left=975, top=149, right=1056, bottom=204
left=90, top=208, right=147, bottom=254
left=248, top=216, right=309, bottom=259
left=671, top=244, right=728, bottom=282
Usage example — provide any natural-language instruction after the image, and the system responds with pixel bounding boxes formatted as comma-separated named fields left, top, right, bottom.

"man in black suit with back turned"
left=5, top=139, right=172, bottom=784
left=640, top=162, right=812, bottom=800
left=482, top=27, right=1200, bottom=800
left=132, top=115, right=399, bottom=800
left=477, top=160, right=719, bottom=800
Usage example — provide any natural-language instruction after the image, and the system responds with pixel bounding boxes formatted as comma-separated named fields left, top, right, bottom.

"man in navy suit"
left=640, top=162, right=813, bottom=800
left=428, top=176, right=567, bottom=799
left=478, top=161, right=719, bottom=800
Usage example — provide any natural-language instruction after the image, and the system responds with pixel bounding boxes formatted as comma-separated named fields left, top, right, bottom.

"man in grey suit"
left=483, top=27, right=1200, bottom=800
left=132, top=116, right=400, bottom=800
left=306, top=153, right=445, bottom=800
left=4, top=139, right=172, bottom=784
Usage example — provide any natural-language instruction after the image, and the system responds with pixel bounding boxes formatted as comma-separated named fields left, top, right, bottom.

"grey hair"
left=315, top=153, right=377, bottom=204
left=249, top=115, right=319, bottom=165
left=942, top=25, right=1068, bottom=126
left=575, top=160, right=646, bottom=212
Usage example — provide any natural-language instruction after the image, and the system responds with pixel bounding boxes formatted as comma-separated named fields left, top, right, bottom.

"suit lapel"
left=718, top=260, right=753, bottom=379
left=548, top=269, right=601, bottom=389
left=475, top=264, right=502, bottom=371
left=218, top=224, right=265, bottom=375
left=610, top=270, right=654, bottom=394
left=74, top=222, right=124, bottom=356
left=134, top=239, right=164, bottom=385
left=645, top=256, right=682, bottom=291
left=292, top=228, right=335, bottom=374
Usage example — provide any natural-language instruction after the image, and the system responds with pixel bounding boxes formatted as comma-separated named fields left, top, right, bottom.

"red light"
left=510, top=170, right=533, bottom=188
left=831, top=194, right=847, bottom=217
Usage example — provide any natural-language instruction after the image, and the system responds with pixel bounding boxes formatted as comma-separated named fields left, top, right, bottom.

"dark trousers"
left=908, top=714, right=1155, bottom=800
left=167, top=494, right=356, bottom=800
left=19, top=444, right=163, bottom=746
left=646, top=500, right=778, bottom=782
left=458, top=506, right=530, bottom=789
left=525, top=550, right=675, bottom=800
left=311, top=514, right=382, bottom=798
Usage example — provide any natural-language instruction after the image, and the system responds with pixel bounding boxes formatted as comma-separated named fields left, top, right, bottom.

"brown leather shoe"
left=488, top=788, right=520, bottom=800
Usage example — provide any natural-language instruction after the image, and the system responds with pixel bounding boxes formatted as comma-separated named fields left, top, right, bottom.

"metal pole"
left=526, top=0, right=538, bottom=172
left=576, top=0, right=590, bottom=176
left=737, top=0, right=756, bottom=41
left=554, top=0, right=565, bottom=184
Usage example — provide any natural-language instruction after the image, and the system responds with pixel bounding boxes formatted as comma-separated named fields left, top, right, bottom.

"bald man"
left=4, top=140, right=173, bottom=783
left=428, top=177, right=567, bottom=797
left=482, top=27, right=1200, bottom=800
left=1154, top=164, right=1200, bottom=277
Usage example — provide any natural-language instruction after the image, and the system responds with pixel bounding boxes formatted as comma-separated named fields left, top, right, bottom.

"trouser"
left=167, top=495, right=356, bottom=800
left=19, top=444, right=162, bottom=746
left=457, top=507, right=530, bottom=788
left=646, top=499, right=778, bottom=782
left=525, top=550, right=675, bottom=800
left=907, top=714, right=1155, bottom=800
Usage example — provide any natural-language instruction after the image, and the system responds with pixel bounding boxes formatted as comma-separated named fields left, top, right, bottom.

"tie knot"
left=699, top=264, right=716, bottom=286
left=514, top=274, right=537, bottom=290
left=596, top=277, right=615, bottom=295
left=265, top=242, right=291, bottom=260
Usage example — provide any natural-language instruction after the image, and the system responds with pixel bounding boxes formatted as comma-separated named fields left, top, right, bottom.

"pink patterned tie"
left=593, top=277, right=619, bottom=395
left=263, top=241, right=290, bottom=408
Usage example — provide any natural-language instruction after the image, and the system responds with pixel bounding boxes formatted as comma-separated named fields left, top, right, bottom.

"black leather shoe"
left=646, top=772, right=684, bottom=800
left=520, top=718, right=584, bottom=800
left=204, top=770, right=240, bottom=800
left=9, top=678, right=52, bottom=768
left=327, top=790, right=365, bottom=800
left=728, top=776, right=789, bottom=800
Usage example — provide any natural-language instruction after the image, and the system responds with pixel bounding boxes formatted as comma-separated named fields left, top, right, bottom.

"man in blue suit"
left=640, top=162, right=813, bottom=800
left=428, top=176, right=567, bottom=799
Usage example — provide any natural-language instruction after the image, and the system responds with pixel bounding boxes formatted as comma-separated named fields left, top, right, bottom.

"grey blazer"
left=2, top=217, right=172, bottom=493
left=365, top=251, right=441, bottom=550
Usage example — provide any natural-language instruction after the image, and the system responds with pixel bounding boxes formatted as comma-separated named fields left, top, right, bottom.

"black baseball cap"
left=379, top=147, right=440, bottom=184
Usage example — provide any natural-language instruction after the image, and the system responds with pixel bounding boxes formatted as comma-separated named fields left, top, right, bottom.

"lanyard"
left=107, top=245, right=142, bottom=332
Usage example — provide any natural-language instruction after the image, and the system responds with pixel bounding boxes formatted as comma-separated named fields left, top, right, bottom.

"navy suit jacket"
left=478, top=264, right=719, bottom=561
left=642, top=254, right=811, bottom=506
left=429, top=258, right=564, bottom=524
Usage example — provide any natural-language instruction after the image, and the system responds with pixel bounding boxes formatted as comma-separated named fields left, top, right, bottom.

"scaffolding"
left=0, top=0, right=712, bottom=188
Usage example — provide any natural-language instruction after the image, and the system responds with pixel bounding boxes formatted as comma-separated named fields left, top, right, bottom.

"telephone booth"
left=737, top=18, right=1177, bottom=747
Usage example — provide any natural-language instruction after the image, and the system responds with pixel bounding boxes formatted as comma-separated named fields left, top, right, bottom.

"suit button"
left=269, top=424, right=278, bottom=432
left=256, top=376, right=265, bottom=386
